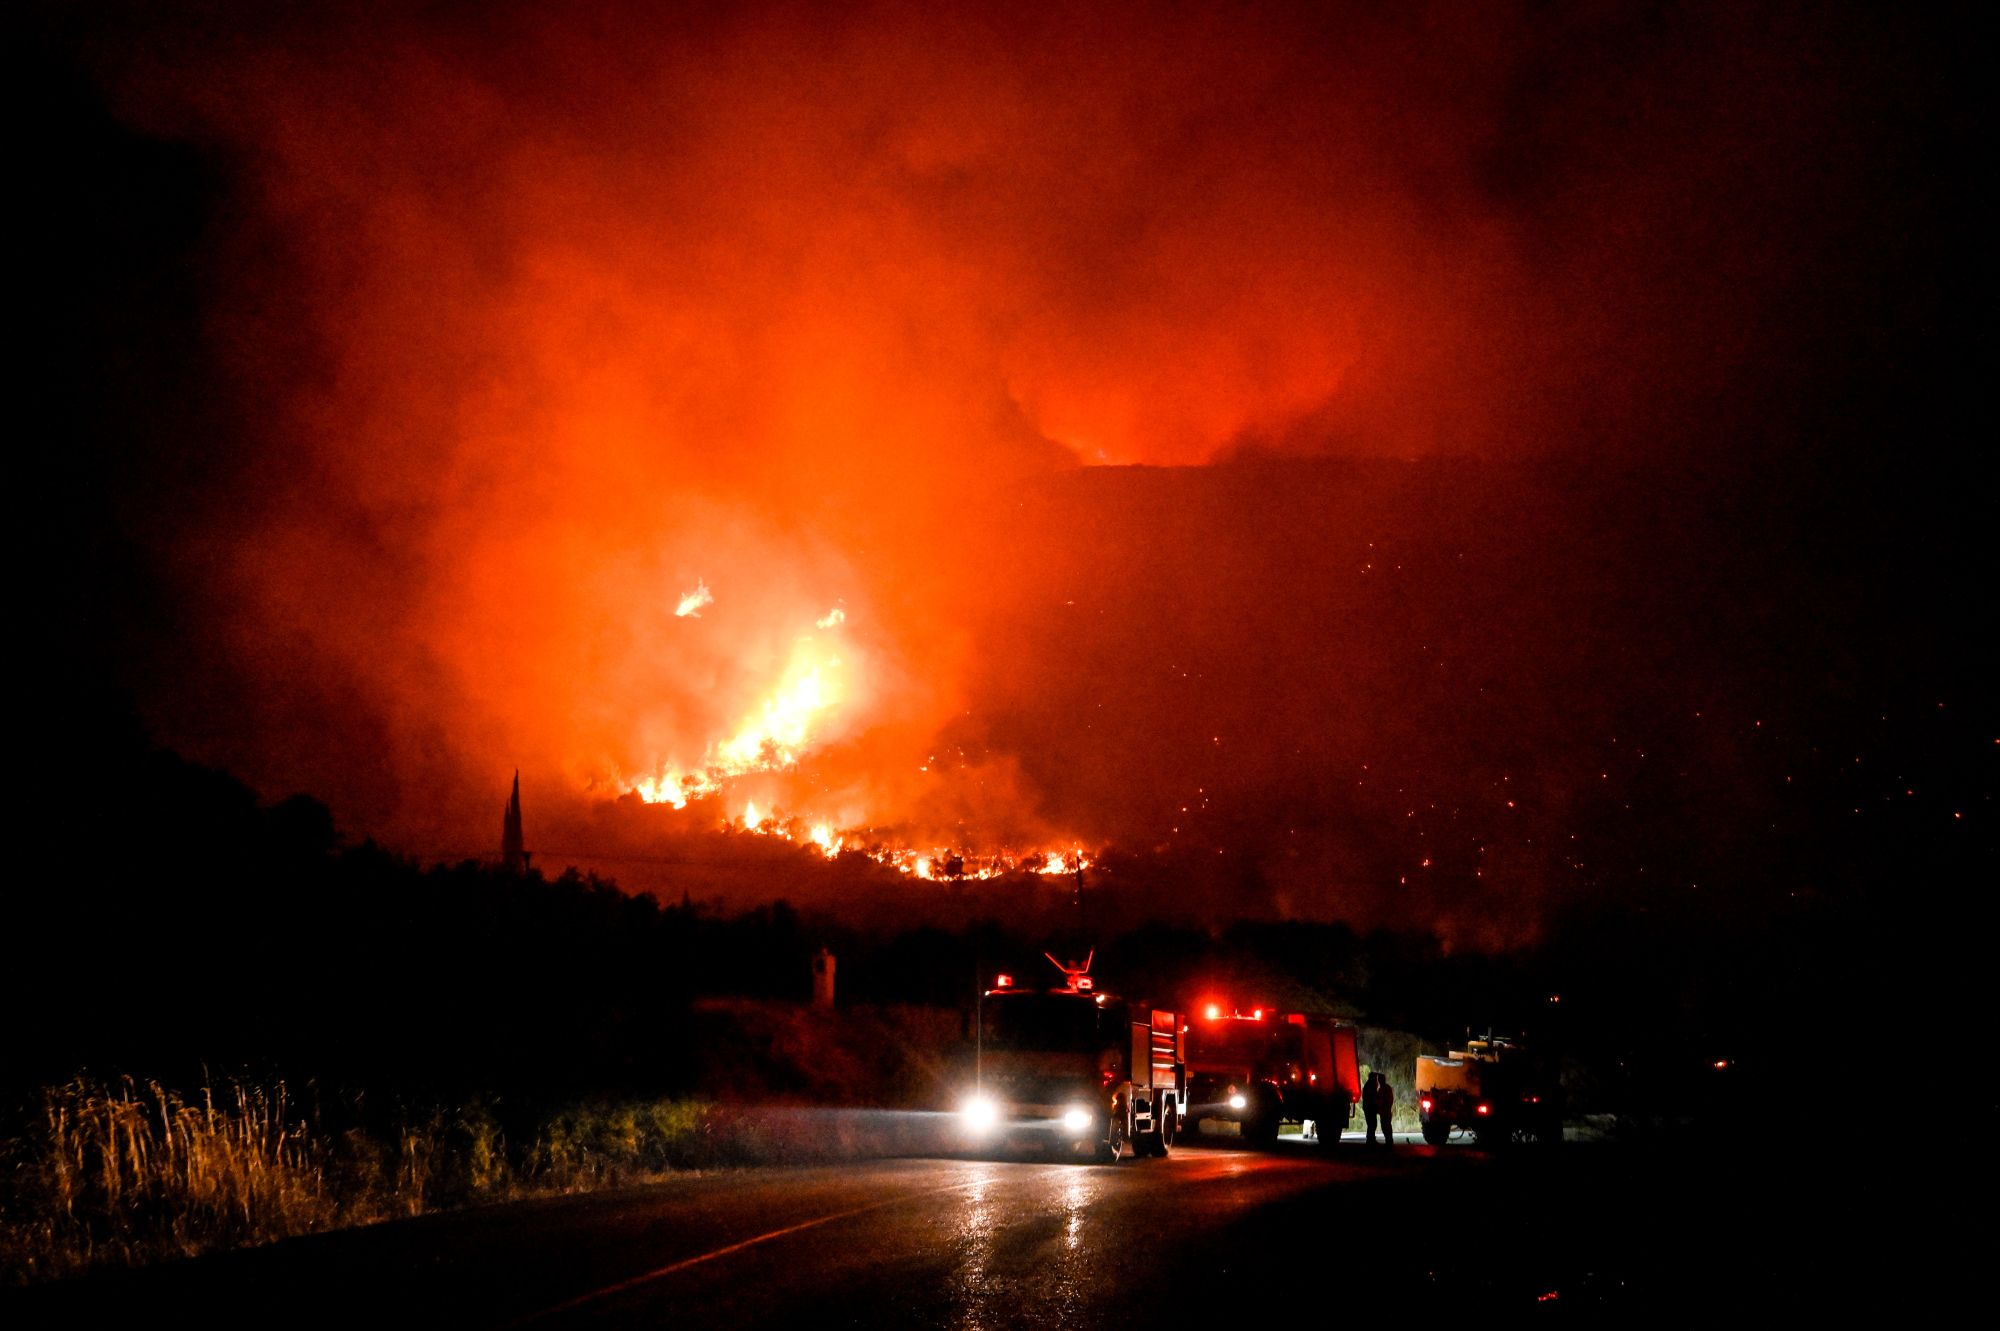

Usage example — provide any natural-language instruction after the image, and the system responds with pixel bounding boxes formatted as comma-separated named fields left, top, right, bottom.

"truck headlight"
left=962, top=1095, right=1000, bottom=1133
left=1062, top=1107, right=1092, bottom=1133
left=1228, top=1094, right=1248, bottom=1110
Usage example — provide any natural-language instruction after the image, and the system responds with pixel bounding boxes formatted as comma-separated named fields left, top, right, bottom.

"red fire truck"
left=958, top=952, right=1185, bottom=1162
left=1183, top=1006, right=1361, bottom=1145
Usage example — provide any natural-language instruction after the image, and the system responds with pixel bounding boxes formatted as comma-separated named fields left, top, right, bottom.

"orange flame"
left=674, top=579, right=713, bottom=618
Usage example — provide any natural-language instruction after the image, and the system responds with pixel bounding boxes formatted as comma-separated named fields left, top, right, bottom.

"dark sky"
left=25, top=1, right=1986, bottom=942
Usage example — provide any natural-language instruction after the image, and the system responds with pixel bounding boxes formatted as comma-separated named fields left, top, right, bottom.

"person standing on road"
left=1362, top=1071, right=1394, bottom=1146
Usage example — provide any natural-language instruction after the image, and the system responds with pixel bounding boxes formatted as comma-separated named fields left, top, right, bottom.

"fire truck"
left=1183, top=1006, right=1361, bottom=1145
left=1415, top=1036, right=1562, bottom=1146
left=958, top=952, right=1184, bottom=1162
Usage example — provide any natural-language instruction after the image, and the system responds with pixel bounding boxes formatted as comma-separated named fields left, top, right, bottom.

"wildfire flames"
left=673, top=580, right=714, bottom=619
left=731, top=800, right=1090, bottom=883
left=626, top=592, right=1091, bottom=880
left=630, top=599, right=848, bottom=808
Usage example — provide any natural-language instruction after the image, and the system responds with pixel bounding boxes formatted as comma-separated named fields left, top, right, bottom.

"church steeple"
left=502, top=771, right=527, bottom=874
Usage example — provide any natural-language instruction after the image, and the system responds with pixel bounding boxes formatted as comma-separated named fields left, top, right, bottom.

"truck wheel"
left=1138, top=1097, right=1172, bottom=1158
left=1421, top=1121, right=1449, bottom=1146
left=1158, top=1099, right=1176, bottom=1154
left=1096, top=1105, right=1128, bottom=1164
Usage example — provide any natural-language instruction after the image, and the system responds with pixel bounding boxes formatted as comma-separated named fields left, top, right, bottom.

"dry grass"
left=0, top=1078, right=715, bottom=1286
left=2, top=1004, right=977, bottom=1285
left=1, top=1078, right=350, bottom=1283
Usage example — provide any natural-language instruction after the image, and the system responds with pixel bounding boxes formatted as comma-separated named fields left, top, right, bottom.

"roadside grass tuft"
left=0, top=1078, right=715, bottom=1286
left=1, top=1078, right=348, bottom=1283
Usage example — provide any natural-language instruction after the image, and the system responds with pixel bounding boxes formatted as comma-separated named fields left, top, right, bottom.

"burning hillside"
left=32, top=2, right=1972, bottom=940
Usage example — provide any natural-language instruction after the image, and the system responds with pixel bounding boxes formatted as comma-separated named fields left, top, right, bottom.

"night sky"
left=24, top=1, right=1986, bottom=944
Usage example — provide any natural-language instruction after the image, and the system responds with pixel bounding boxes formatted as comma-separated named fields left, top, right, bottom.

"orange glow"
left=90, top=1, right=1572, bottom=889
left=69, top=2, right=1910, bottom=950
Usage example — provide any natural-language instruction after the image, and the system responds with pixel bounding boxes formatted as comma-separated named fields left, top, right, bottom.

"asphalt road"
left=12, top=1131, right=1905, bottom=1325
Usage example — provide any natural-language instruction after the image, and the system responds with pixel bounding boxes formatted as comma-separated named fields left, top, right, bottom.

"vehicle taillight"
left=1475, top=1103, right=1491, bottom=1116
left=1101, top=1069, right=1117, bottom=1088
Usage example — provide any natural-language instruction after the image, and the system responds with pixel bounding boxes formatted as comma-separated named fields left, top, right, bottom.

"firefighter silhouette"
left=1363, top=1070, right=1395, bottom=1146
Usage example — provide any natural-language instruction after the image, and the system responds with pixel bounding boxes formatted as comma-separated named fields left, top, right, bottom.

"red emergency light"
left=995, top=974, right=1012, bottom=988
left=1204, top=1003, right=1222, bottom=1020
left=1251, top=1008, right=1263, bottom=1020
left=1420, top=1097, right=1433, bottom=1112
left=1475, top=1103, right=1491, bottom=1116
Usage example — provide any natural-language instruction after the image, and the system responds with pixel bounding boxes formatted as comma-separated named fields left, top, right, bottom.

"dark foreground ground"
left=8, top=1128, right=1912, bottom=1325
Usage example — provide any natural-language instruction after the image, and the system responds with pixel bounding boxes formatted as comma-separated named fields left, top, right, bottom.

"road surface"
left=11, top=1132, right=1903, bottom=1323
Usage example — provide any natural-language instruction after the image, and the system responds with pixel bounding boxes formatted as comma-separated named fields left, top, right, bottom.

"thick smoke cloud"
left=44, top=1, right=1965, bottom=933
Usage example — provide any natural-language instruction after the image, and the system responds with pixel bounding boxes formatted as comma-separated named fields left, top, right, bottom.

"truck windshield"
left=981, top=994, right=1102, bottom=1051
